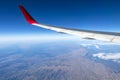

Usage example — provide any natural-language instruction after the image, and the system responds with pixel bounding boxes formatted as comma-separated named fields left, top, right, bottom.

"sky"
left=0, top=0, right=120, bottom=36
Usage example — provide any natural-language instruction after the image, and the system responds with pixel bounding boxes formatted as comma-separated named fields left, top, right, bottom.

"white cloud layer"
left=93, top=53, right=120, bottom=63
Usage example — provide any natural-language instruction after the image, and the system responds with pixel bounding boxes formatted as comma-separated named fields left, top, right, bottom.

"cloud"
left=81, top=44, right=100, bottom=49
left=94, top=45, right=100, bottom=49
left=93, top=53, right=120, bottom=63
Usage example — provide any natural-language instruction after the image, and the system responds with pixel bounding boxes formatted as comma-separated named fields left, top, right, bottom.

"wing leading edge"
left=19, top=5, right=120, bottom=43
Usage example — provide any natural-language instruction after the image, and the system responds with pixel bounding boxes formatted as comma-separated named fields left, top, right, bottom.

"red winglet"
left=19, top=5, right=38, bottom=24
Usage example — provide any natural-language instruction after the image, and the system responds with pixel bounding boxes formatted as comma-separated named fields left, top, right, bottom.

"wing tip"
left=19, top=5, right=38, bottom=24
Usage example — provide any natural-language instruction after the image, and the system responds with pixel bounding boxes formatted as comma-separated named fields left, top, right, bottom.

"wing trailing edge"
left=19, top=5, right=120, bottom=43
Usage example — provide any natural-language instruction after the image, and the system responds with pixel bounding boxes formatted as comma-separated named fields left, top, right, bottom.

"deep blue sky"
left=0, top=0, right=120, bottom=35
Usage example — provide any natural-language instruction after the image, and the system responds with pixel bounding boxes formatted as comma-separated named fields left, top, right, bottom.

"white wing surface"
left=19, top=5, right=120, bottom=43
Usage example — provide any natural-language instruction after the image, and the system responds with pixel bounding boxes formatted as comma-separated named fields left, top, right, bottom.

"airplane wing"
left=19, top=5, right=120, bottom=43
